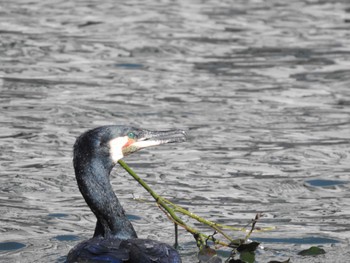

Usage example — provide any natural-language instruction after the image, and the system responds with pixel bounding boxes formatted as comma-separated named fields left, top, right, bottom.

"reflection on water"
left=1, top=0, right=350, bottom=262
left=53, top=235, right=79, bottom=242
left=305, top=179, right=347, bottom=188
left=0, top=242, right=26, bottom=251
left=254, top=236, right=340, bottom=245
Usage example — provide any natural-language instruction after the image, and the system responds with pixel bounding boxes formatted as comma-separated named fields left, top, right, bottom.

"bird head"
left=73, top=125, right=186, bottom=168
left=107, top=126, right=187, bottom=162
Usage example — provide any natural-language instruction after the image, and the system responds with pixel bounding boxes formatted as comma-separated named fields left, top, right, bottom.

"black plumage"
left=66, top=125, right=186, bottom=263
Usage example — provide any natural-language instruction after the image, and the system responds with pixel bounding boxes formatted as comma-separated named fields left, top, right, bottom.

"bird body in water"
left=66, top=125, right=186, bottom=263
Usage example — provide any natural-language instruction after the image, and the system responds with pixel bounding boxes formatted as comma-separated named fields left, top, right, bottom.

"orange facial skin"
left=123, top=138, right=135, bottom=149
left=122, top=137, right=137, bottom=156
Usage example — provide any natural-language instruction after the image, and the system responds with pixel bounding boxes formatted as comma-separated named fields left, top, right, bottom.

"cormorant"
left=66, top=125, right=186, bottom=263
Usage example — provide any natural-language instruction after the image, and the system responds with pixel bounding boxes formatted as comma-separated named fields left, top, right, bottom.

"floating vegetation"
left=119, top=160, right=282, bottom=262
left=298, top=246, right=326, bottom=256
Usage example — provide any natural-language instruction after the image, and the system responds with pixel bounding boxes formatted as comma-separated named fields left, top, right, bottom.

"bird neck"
left=74, top=157, right=137, bottom=240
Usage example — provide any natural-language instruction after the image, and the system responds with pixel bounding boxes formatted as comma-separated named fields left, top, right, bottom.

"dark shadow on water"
left=48, top=213, right=69, bottom=218
left=254, top=236, right=339, bottom=244
left=115, top=63, right=144, bottom=69
left=56, top=255, right=68, bottom=263
left=0, top=242, right=26, bottom=251
left=127, top=214, right=142, bottom=221
left=53, top=235, right=80, bottom=242
left=305, top=179, right=347, bottom=187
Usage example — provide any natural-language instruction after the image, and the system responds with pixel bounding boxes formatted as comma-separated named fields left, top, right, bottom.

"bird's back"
left=66, top=236, right=182, bottom=263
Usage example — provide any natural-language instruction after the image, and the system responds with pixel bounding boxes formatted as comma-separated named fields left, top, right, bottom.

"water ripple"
left=1, top=0, right=350, bottom=262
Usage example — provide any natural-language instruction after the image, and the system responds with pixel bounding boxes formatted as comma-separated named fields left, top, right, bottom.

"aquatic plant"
left=118, top=160, right=277, bottom=263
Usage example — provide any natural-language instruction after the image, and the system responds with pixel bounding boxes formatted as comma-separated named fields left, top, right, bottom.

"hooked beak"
left=122, top=129, right=187, bottom=156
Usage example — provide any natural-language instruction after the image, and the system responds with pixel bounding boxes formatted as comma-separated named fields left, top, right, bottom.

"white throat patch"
left=109, top=136, right=129, bottom=163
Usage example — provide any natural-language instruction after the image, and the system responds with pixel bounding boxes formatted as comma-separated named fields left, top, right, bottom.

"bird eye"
left=127, top=132, right=136, bottom=139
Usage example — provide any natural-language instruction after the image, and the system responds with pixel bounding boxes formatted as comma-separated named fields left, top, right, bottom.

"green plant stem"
left=117, top=159, right=270, bottom=248
left=119, top=160, right=219, bottom=245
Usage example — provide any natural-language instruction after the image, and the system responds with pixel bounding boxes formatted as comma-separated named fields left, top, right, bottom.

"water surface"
left=1, top=0, right=350, bottom=262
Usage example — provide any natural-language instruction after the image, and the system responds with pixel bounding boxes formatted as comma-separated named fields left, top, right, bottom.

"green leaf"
left=298, top=246, right=326, bottom=256
left=240, top=251, right=255, bottom=263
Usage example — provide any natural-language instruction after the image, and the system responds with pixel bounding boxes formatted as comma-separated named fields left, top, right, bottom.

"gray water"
left=1, top=0, right=350, bottom=262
